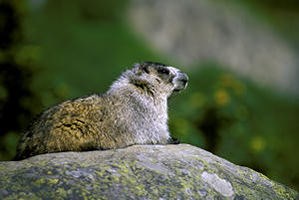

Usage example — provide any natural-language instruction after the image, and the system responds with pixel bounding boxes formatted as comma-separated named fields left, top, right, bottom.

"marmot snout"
left=15, top=62, right=188, bottom=160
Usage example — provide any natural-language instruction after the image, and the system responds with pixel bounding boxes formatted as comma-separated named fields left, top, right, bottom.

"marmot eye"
left=158, top=68, right=170, bottom=75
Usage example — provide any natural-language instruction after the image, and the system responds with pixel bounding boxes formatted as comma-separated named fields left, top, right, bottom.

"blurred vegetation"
left=0, top=0, right=43, bottom=160
left=231, top=0, right=299, bottom=46
left=169, top=65, right=299, bottom=190
left=0, top=0, right=298, bottom=191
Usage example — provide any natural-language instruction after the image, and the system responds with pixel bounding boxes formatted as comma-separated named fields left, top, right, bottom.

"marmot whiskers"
left=15, top=62, right=188, bottom=160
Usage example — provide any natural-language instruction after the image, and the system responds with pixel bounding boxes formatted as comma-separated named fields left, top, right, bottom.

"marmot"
left=15, top=62, right=188, bottom=160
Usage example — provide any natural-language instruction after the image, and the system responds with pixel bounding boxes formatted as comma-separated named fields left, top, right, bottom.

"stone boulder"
left=0, top=144, right=297, bottom=199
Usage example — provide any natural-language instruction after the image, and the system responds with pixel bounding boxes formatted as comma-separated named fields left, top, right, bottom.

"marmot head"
left=130, top=62, right=189, bottom=97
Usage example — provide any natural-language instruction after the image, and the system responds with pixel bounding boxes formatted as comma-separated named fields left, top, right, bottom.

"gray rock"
left=0, top=144, right=297, bottom=199
left=128, top=0, right=299, bottom=95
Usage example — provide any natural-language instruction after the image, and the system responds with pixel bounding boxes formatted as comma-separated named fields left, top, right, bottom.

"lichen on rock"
left=0, top=144, right=298, bottom=199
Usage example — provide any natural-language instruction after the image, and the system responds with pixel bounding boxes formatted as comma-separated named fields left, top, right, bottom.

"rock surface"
left=0, top=144, right=298, bottom=199
left=128, top=0, right=299, bottom=95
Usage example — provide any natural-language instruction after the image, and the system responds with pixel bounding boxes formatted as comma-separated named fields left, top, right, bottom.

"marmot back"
left=15, top=62, right=189, bottom=160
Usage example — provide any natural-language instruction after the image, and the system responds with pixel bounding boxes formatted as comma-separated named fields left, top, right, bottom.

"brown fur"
left=15, top=62, right=188, bottom=160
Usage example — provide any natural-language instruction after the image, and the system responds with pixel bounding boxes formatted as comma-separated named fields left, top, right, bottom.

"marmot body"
left=15, top=62, right=188, bottom=160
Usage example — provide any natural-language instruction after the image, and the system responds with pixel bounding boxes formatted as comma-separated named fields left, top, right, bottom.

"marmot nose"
left=174, top=72, right=189, bottom=92
left=178, top=72, right=189, bottom=86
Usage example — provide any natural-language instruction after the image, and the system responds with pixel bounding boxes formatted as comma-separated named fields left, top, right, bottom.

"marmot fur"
left=15, top=62, right=188, bottom=160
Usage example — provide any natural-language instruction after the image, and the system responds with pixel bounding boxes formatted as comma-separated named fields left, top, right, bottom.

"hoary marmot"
left=15, top=62, right=189, bottom=160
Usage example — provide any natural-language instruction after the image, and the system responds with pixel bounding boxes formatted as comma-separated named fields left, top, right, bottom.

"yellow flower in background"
left=214, top=89, right=230, bottom=106
left=220, top=73, right=245, bottom=96
left=220, top=73, right=235, bottom=87
left=250, top=136, right=266, bottom=153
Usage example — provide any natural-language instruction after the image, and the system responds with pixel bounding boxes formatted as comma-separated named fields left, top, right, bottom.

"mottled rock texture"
left=0, top=144, right=298, bottom=199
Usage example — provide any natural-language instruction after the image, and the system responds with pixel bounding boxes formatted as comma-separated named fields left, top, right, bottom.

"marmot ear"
left=133, top=63, right=149, bottom=75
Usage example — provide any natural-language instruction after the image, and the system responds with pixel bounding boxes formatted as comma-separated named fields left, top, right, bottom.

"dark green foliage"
left=248, top=0, right=299, bottom=12
left=0, top=1, right=21, bottom=49
left=0, top=0, right=42, bottom=160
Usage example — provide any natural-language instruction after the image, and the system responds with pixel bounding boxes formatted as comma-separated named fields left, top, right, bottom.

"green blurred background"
left=0, top=0, right=298, bottom=191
